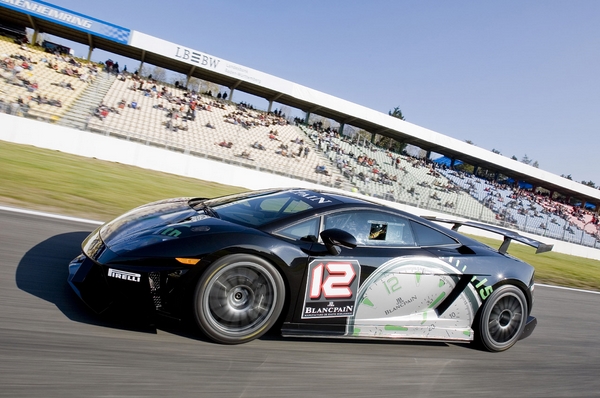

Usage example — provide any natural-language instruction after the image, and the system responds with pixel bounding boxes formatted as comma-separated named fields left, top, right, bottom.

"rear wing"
left=422, top=216, right=554, bottom=255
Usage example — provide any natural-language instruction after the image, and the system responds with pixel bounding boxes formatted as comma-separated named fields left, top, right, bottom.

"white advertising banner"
left=130, top=31, right=292, bottom=93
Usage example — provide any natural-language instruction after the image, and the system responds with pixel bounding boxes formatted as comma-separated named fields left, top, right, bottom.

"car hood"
left=99, top=198, right=214, bottom=252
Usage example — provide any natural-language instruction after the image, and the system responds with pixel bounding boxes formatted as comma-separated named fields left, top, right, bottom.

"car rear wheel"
left=476, top=285, right=528, bottom=352
left=194, top=254, right=285, bottom=344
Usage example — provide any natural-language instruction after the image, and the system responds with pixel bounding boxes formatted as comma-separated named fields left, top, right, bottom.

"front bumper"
left=68, top=254, right=114, bottom=313
left=68, top=254, right=153, bottom=314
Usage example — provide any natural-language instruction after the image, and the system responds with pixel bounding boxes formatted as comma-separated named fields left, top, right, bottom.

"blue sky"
left=38, top=1, right=600, bottom=184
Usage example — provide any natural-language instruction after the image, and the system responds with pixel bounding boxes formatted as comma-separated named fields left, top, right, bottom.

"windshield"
left=199, top=190, right=334, bottom=227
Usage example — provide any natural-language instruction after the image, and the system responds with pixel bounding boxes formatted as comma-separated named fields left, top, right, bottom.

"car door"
left=286, top=209, right=430, bottom=333
left=284, top=209, right=478, bottom=341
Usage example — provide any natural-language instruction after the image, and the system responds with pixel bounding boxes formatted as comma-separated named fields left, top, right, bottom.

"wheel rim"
left=487, top=294, right=524, bottom=344
left=203, top=262, right=277, bottom=336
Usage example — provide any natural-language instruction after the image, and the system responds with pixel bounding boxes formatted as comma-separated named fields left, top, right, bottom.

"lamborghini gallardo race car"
left=68, top=188, right=552, bottom=352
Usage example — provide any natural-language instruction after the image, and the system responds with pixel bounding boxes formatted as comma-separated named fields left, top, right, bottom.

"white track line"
left=0, top=205, right=103, bottom=225
left=535, top=283, right=600, bottom=295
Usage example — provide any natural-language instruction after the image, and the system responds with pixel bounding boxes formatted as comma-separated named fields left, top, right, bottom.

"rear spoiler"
left=422, top=216, right=554, bottom=255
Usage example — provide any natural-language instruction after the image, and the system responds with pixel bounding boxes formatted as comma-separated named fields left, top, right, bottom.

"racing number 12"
left=309, top=262, right=356, bottom=299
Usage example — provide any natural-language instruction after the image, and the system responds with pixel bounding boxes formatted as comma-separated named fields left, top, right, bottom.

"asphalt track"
left=0, top=209, right=599, bottom=398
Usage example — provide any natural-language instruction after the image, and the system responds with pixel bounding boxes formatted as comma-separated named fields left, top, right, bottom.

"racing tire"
left=476, top=284, right=528, bottom=352
left=193, top=254, right=285, bottom=344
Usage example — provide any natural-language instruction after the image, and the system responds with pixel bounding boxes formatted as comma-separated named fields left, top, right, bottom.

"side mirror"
left=320, top=228, right=357, bottom=255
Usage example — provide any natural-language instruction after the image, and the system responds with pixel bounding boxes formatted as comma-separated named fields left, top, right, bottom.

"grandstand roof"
left=2, top=0, right=599, bottom=207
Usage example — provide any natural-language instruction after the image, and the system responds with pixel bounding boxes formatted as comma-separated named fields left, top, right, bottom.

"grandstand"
left=84, top=73, right=345, bottom=185
left=1, top=1, right=599, bottom=251
left=0, top=37, right=98, bottom=120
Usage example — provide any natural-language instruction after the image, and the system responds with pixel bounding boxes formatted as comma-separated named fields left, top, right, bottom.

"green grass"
left=467, top=235, right=600, bottom=292
left=0, top=141, right=246, bottom=221
left=1, top=140, right=599, bottom=292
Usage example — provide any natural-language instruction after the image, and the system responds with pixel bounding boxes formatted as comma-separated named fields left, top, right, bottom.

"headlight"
left=530, top=273, right=535, bottom=304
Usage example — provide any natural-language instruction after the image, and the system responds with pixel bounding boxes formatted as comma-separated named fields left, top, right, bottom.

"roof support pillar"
left=338, top=122, right=345, bottom=136
left=267, top=94, right=283, bottom=113
left=228, top=80, right=241, bottom=103
left=137, top=50, right=146, bottom=77
left=31, top=30, right=38, bottom=46
left=185, top=66, right=196, bottom=89
left=304, top=112, right=311, bottom=124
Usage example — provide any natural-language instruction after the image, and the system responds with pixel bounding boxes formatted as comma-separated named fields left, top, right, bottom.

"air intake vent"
left=149, top=272, right=162, bottom=309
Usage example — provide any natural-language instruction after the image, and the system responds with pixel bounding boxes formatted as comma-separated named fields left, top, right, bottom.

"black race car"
left=68, top=188, right=551, bottom=352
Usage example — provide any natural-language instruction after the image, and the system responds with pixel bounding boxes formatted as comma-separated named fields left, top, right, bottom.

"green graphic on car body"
left=346, top=257, right=480, bottom=341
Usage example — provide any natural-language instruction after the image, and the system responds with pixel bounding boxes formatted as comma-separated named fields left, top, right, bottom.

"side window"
left=276, top=218, right=320, bottom=242
left=410, top=221, right=457, bottom=246
left=324, top=210, right=415, bottom=247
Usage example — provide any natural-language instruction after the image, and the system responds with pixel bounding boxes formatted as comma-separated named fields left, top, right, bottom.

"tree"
left=491, top=148, right=501, bottom=154
left=561, top=174, right=573, bottom=180
left=581, top=180, right=596, bottom=188
left=173, top=73, right=189, bottom=88
left=465, top=140, right=475, bottom=145
left=388, top=107, right=405, bottom=120
left=519, top=154, right=540, bottom=167
left=151, top=66, right=167, bottom=82
left=376, top=135, right=406, bottom=153
left=356, top=129, right=371, bottom=142
left=308, top=115, right=331, bottom=130
left=278, top=105, right=291, bottom=120
left=455, top=162, right=475, bottom=174
left=137, top=64, right=150, bottom=78
left=382, top=107, right=407, bottom=153
left=511, top=155, right=518, bottom=161
left=186, top=78, right=220, bottom=95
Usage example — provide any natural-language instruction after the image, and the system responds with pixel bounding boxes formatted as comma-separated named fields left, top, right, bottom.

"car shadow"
left=16, top=232, right=89, bottom=317
left=260, top=332, right=452, bottom=348
left=15, top=231, right=208, bottom=340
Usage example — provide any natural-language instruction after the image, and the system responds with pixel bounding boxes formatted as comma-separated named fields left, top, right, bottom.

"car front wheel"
left=193, top=254, right=285, bottom=344
left=476, top=285, right=528, bottom=352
